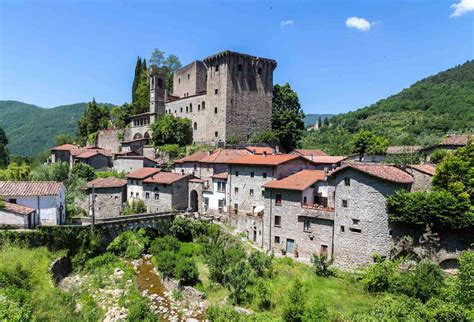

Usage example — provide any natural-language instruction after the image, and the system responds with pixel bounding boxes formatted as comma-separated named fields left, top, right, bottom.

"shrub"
left=106, top=229, right=149, bottom=259
left=123, top=200, right=147, bottom=215
left=178, top=242, right=202, bottom=257
left=362, top=259, right=399, bottom=293
left=282, top=280, right=306, bottom=322
left=206, top=306, right=244, bottom=322
left=153, top=250, right=177, bottom=278
left=83, top=253, right=121, bottom=272
left=351, top=294, right=426, bottom=321
left=71, top=163, right=96, bottom=182
left=175, top=257, right=199, bottom=286
left=424, top=298, right=470, bottom=321
left=170, top=216, right=194, bottom=242
left=255, top=278, right=272, bottom=310
left=303, top=301, right=329, bottom=322
left=248, top=251, right=272, bottom=277
left=226, top=261, right=252, bottom=304
left=430, top=148, right=448, bottom=163
left=396, top=260, right=445, bottom=302
left=457, top=250, right=474, bottom=307
left=312, top=253, right=333, bottom=277
left=149, top=236, right=180, bottom=255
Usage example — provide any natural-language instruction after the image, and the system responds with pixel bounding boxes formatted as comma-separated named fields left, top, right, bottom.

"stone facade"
left=329, top=168, right=411, bottom=270
left=75, top=153, right=111, bottom=170
left=113, top=156, right=158, bottom=174
left=405, top=167, right=433, bottom=192
left=82, top=186, right=127, bottom=218
left=143, top=177, right=189, bottom=212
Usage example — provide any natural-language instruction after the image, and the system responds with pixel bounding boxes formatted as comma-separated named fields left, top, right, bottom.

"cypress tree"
left=142, top=58, right=147, bottom=71
left=132, top=57, right=142, bottom=105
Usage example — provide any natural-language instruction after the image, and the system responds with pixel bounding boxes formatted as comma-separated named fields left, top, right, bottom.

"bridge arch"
left=190, top=190, right=199, bottom=212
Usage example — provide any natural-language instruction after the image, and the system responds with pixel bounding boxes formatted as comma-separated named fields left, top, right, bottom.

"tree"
left=350, top=129, right=389, bottom=161
left=54, top=133, right=76, bottom=146
left=249, top=131, right=279, bottom=146
left=0, top=162, right=30, bottom=181
left=111, top=103, right=134, bottom=129
left=282, top=280, right=306, bottom=322
left=71, top=163, right=96, bottom=182
left=77, top=98, right=110, bottom=139
left=323, top=117, right=330, bottom=126
left=150, top=114, right=192, bottom=147
left=132, top=57, right=143, bottom=104
left=457, top=251, right=474, bottom=307
left=0, top=127, right=9, bottom=168
left=226, top=261, right=251, bottom=304
left=317, top=116, right=322, bottom=128
left=149, top=49, right=182, bottom=93
left=272, top=83, right=305, bottom=152
left=175, top=257, right=199, bottom=286
left=30, top=162, right=70, bottom=182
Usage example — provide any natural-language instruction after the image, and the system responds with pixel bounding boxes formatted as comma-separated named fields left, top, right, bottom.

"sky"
left=0, top=0, right=473, bottom=115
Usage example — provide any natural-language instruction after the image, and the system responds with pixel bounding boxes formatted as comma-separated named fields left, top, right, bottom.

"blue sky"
left=0, top=0, right=472, bottom=114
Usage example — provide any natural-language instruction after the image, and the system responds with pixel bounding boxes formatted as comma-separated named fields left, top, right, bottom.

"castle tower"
left=149, top=67, right=167, bottom=119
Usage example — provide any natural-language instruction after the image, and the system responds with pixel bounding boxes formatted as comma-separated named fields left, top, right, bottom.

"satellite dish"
left=254, top=205, right=264, bottom=214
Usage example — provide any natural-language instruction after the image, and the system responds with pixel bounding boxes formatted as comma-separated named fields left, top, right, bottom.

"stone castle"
left=97, top=50, right=277, bottom=153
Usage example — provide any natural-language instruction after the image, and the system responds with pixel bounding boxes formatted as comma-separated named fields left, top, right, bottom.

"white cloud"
left=280, top=20, right=294, bottom=27
left=450, top=0, right=474, bottom=17
left=345, top=16, right=372, bottom=31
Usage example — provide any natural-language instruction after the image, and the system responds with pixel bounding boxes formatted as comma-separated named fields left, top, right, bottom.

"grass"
left=194, top=255, right=229, bottom=306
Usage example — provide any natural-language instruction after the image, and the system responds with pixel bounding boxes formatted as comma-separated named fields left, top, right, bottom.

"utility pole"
left=91, top=184, right=95, bottom=232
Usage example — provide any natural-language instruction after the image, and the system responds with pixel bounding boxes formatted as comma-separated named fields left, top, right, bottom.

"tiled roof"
left=143, top=172, right=190, bottom=184
left=127, top=168, right=161, bottom=180
left=227, top=154, right=302, bottom=166
left=71, top=147, right=113, bottom=157
left=263, top=170, right=326, bottom=191
left=245, top=146, right=275, bottom=155
left=306, top=156, right=346, bottom=164
left=2, top=202, right=36, bottom=215
left=330, top=163, right=414, bottom=184
left=86, top=177, right=127, bottom=189
left=439, top=135, right=472, bottom=146
left=199, top=149, right=251, bottom=164
left=292, top=149, right=327, bottom=157
left=175, top=151, right=210, bottom=163
left=51, top=144, right=80, bottom=151
left=189, top=178, right=206, bottom=183
left=211, top=172, right=228, bottom=180
left=408, top=164, right=436, bottom=176
left=75, top=151, right=111, bottom=159
left=386, top=146, right=423, bottom=154
left=0, top=181, right=63, bottom=197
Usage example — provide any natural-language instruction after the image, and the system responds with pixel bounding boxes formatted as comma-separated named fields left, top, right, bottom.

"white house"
left=0, top=181, right=66, bottom=226
left=0, top=201, right=38, bottom=229
left=126, top=168, right=161, bottom=201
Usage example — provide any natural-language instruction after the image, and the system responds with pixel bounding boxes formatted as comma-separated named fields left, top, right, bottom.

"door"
left=286, top=239, right=295, bottom=253
left=253, top=228, right=257, bottom=242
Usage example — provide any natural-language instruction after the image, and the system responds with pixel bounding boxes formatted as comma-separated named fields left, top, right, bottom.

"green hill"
left=0, top=101, right=100, bottom=157
left=301, top=60, right=474, bottom=155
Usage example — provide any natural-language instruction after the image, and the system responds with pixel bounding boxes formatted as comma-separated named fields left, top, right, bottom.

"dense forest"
left=301, top=60, right=474, bottom=155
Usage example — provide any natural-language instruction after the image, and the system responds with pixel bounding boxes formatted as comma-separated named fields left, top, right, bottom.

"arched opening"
left=202, top=101, right=205, bottom=110
left=193, top=122, right=197, bottom=130
left=439, top=258, right=460, bottom=270
left=189, top=103, right=193, bottom=112
left=190, top=190, right=198, bottom=212
left=133, top=133, right=143, bottom=140
left=144, top=132, right=150, bottom=139
left=158, top=78, right=163, bottom=89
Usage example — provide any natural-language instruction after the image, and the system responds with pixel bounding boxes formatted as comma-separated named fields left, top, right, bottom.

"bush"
left=303, top=301, right=329, bottom=322
left=123, top=200, right=147, bottom=215
left=153, top=251, right=177, bottom=278
left=362, top=258, right=399, bottom=293
left=170, top=216, right=194, bottom=242
left=248, top=251, right=272, bottom=277
left=351, top=294, right=426, bottom=321
left=457, top=251, right=474, bottom=307
left=424, top=298, right=471, bottom=321
left=430, top=148, right=448, bottom=163
left=149, top=236, right=180, bottom=255
left=226, top=261, right=252, bottom=304
left=255, top=278, right=272, bottom=310
left=175, top=257, right=199, bottom=286
left=178, top=242, right=202, bottom=257
left=106, top=229, right=149, bottom=259
left=312, top=253, right=333, bottom=277
left=71, top=163, right=96, bottom=182
left=83, top=253, right=121, bottom=273
left=282, top=280, right=306, bottom=322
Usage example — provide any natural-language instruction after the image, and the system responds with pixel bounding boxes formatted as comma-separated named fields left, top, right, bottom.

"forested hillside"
left=301, top=60, right=474, bottom=155
left=304, top=114, right=334, bottom=127
left=0, top=101, right=112, bottom=156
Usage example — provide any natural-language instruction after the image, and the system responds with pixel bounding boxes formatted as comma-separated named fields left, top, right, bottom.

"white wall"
left=203, top=179, right=227, bottom=212
left=0, top=210, right=27, bottom=227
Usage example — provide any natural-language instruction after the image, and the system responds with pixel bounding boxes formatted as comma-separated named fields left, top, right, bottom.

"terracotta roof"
left=75, top=151, right=112, bottom=159
left=0, top=181, right=63, bottom=197
left=143, top=172, right=190, bottom=184
left=306, top=156, right=346, bottom=164
left=292, top=149, right=327, bottom=157
left=407, top=164, right=436, bottom=176
left=245, top=146, right=276, bottom=155
left=175, top=151, right=210, bottom=163
left=199, top=149, right=251, bottom=164
left=71, top=147, right=113, bottom=157
left=51, top=144, right=80, bottom=151
left=189, top=178, right=207, bottom=183
left=263, top=170, right=326, bottom=191
left=439, top=135, right=472, bottom=146
left=85, top=177, right=127, bottom=189
left=1, top=202, right=36, bottom=215
left=386, top=146, right=423, bottom=154
left=113, top=151, right=140, bottom=157
left=211, top=172, right=228, bottom=180
left=330, top=163, right=414, bottom=184
left=127, top=168, right=161, bottom=180
left=227, top=154, right=302, bottom=166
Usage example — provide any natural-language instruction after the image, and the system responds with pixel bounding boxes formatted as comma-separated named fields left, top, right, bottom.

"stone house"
left=50, top=144, right=113, bottom=170
left=420, top=134, right=472, bottom=159
left=173, top=151, right=210, bottom=176
left=74, top=150, right=112, bottom=170
left=80, top=177, right=127, bottom=218
left=0, top=181, right=66, bottom=225
left=142, top=172, right=191, bottom=212
left=304, top=156, right=346, bottom=171
left=120, top=137, right=149, bottom=155
left=0, top=201, right=38, bottom=229
left=197, top=148, right=251, bottom=182
left=404, top=164, right=436, bottom=192
left=113, top=155, right=160, bottom=174
left=50, top=144, right=80, bottom=163
left=291, top=149, right=327, bottom=158
left=127, top=168, right=161, bottom=201
left=262, top=170, right=334, bottom=260
left=328, top=163, right=414, bottom=270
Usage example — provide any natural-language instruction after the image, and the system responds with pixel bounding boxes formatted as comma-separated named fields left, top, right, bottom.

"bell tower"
left=149, top=67, right=167, bottom=117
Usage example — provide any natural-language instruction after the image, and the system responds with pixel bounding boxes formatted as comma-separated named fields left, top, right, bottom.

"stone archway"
left=133, top=133, right=143, bottom=140
left=190, top=190, right=198, bottom=212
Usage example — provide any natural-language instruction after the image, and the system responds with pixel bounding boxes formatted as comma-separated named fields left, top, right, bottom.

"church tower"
left=149, top=67, right=167, bottom=120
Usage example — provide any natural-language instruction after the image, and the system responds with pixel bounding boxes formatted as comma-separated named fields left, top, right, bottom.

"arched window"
left=154, top=187, right=159, bottom=200
left=202, top=101, right=205, bottom=110
left=158, top=78, right=163, bottom=89
left=194, top=122, right=197, bottom=130
left=189, top=103, right=192, bottom=112
left=198, top=104, right=201, bottom=111
left=258, top=67, right=262, bottom=75
left=186, top=106, right=189, bottom=113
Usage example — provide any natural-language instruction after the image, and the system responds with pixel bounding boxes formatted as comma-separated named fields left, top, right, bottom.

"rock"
left=113, top=268, right=124, bottom=278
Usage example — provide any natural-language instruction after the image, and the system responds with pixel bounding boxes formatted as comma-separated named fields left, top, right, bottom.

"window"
left=350, top=228, right=362, bottom=233
left=238, top=64, right=243, bottom=71
left=215, top=131, right=218, bottom=138
left=135, top=192, right=139, bottom=198
left=158, top=78, right=163, bottom=89
left=215, top=89, right=218, bottom=95
left=215, top=65, right=219, bottom=72
left=320, top=245, right=328, bottom=255
left=352, top=219, right=360, bottom=226
left=189, top=103, right=192, bottom=112
left=235, top=171, right=239, bottom=177
left=217, top=182, right=226, bottom=192
left=180, top=107, right=183, bottom=112
left=250, top=172, right=254, bottom=177
left=130, top=192, right=133, bottom=197
left=198, top=104, right=200, bottom=111
left=193, top=122, right=197, bottom=130
left=186, top=106, right=189, bottom=113
left=218, top=199, right=225, bottom=208
left=181, top=169, right=185, bottom=175
left=275, top=216, right=281, bottom=226
left=234, top=187, right=239, bottom=194
left=342, top=200, right=348, bottom=208
left=194, top=164, right=197, bottom=170
left=261, top=190, right=265, bottom=197
left=234, top=203, right=238, bottom=213
left=303, top=196, right=307, bottom=205
left=214, top=107, right=218, bottom=114
left=202, top=101, right=205, bottom=110
left=263, top=173, right=267, bottom=178
left=178, top=78, right=181, bottom=84
left=303, top=219, right=311, bottom=231
left=187, top=73, right=190, bottom=79
left=274, top=236, right=280, bottom=244
left=340, top=225, right=345, bottom=232
left=344, top=178, right=351, bottom=186
left=275, top=194, right=282, bottom=205
left=145, top=192, right=149, bottom=200
left=258, top=67, right=262, bottom=75
left=154, top=193, right=159, bottom=200
left=249, top=189, right=254, bottom=196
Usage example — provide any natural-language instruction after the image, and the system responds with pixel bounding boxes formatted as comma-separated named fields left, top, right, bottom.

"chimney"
left=263, top=151, right=267, bottom=157
left=275, top=146, right=280, bottom=154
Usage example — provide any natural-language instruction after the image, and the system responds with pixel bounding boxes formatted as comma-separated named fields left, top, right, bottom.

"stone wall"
left=97, top=129, right=130, bottom=153
left=330, top=168, right=411, bottom=270
left=172, top=61, right=207, bottom=98
left=405, top=168, right=433, bottom=192
left=143, top=178, right=189, bottom=212
left=50, top=256, right=72, bottom=284
left=81, top=187, right=126, bottom=218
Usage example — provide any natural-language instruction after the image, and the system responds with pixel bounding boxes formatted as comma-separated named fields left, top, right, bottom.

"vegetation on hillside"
left=0, top=128, right=9, bottom=168
left=301, top=60, right=474, bottom=154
